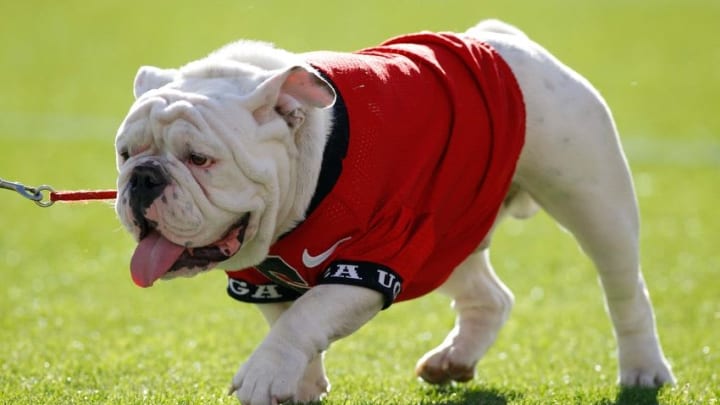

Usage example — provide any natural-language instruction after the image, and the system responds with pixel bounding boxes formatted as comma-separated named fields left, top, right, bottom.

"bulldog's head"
left=115, top=42, right=335, bottom=287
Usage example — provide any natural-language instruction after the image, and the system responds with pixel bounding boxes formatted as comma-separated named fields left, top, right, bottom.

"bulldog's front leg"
left=252, top=303, right=331, bottom=402
left=230, top=285, right=383, bottom=405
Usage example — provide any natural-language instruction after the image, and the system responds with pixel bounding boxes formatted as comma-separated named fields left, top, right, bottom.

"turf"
left=1, top=1, right=718, bottom=404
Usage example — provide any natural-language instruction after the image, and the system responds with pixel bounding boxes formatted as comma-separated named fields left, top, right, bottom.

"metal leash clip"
left=0, top=177, right=55, bottom=207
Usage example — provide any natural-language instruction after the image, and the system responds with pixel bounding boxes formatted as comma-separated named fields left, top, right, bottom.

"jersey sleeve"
left=316, top=206, right=436, bottom=309
left=226, top=268, right=303, bottom=304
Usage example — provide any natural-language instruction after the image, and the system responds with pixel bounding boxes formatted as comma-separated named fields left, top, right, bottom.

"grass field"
left=1, top=1, right=718, bottom=404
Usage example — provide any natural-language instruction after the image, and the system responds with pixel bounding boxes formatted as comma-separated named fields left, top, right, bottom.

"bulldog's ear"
left=278, top=66, right=336, bottom=109
left=252, top=65, right=336, bottom=128
left=133, top=66, right=178, bottom=99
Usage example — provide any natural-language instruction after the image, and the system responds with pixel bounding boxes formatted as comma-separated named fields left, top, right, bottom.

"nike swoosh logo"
left=302, top=236, right=352, bottom=268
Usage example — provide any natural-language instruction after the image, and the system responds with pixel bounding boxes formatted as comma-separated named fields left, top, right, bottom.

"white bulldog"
left=115, top=19, right=675, bottom=405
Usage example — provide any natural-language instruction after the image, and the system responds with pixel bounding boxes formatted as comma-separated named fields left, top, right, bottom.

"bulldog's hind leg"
left=415, top=190, right=537, bottom=384
left=523, top=167, right=675, bottom=385
left=519, top=159, right=676, bottom=386
left=475, top=21, right=675, bottom=386
left=415, top=234, right=515, bottom=384
left=508, top=56, right=674, bottom=387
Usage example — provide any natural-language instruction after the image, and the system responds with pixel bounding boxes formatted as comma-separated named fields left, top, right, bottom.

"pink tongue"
left=130, top=230, right=186, bottom=288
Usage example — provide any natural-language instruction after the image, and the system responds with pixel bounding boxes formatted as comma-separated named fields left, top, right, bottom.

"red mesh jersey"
left=226, top=32, right=525, bottom=308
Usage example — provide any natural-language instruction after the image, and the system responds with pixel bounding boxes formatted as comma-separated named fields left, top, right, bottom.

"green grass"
left=1, top=1, right=718, bottom=404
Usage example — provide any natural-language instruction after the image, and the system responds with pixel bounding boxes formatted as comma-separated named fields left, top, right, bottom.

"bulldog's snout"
left=129, top=162, right=169, bottom=238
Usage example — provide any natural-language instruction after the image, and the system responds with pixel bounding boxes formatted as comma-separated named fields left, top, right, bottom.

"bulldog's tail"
left=466, top=19, right=528, bottom=39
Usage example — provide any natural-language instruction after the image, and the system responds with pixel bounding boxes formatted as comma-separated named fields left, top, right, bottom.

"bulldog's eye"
left=120, top=150, right=130, bottom=161
left=188, top=152, right=212, bottom=168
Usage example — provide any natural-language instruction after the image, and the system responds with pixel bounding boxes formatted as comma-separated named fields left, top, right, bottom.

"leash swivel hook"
left=0, top=177, right=56, bottom=207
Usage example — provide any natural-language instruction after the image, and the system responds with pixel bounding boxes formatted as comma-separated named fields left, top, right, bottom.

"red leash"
left=1, top=177, right=116, bottom=207
left=50, top=190, right=118, bottom=203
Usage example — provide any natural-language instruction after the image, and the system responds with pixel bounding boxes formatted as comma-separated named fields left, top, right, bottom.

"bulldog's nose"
left=130, top=162, right=168, bottom=201
left=129, top=162, right=169, bottom=238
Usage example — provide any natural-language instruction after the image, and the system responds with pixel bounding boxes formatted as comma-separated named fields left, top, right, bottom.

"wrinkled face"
left=115, top=60, right=335, bottom=288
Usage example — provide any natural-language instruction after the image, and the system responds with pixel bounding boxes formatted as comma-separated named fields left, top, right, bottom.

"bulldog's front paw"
left=295, top=353, right=330, bottom=402
left=230, top=339, right=309, bottom=405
